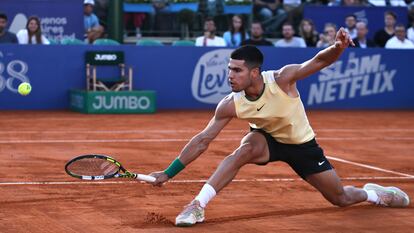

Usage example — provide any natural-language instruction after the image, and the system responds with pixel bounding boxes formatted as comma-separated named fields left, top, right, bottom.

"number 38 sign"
left=0, top=60, right=29, bottom=94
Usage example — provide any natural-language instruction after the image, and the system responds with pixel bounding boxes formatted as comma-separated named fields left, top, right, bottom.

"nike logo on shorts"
left=318, top=161, right=325, bottom=166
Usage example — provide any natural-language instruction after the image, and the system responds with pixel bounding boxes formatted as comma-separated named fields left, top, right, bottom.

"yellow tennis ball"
left=18, top=82, right=32, bottom=96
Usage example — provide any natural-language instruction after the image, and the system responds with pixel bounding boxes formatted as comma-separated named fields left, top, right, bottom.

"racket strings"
left=67, top=158, right=119, bottom=176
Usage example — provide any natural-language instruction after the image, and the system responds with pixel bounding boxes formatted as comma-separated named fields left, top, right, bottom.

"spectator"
left=223, top=15, right=249, bottom=47
left=328, top=0, right=365, bottom=6
left=368, top=0, right=406, bottom=6
left=253, top=0, right=287, bottom=36
left=84, top=0, right=104, bottom=44
left=195, top=17, right=226, bottom=47
left=152, top=0, right=169, bottom=11
left=408, top=3, right=414, bottom=43
left=124, top=13, right=146, bottom=39
left=352, top=21, right=376, bottom=48
left=16, top=16, right=50, bottom=45
left=283, top=0, right=301, bottom=11
left=299, top=18, right=318, bottom=47
left=254, top=0, right=283, bottom=21
left=94, top=0, right=109, bottom=27
left=316, top=23, right=336, bottom=48
left=283, top=0, right=303, bottom=32
left=198, top=0, right=224, bottom=17
left=151, top=0, right=172, bottom=34
left=409, top=2, right=414, bottom=27
left=374, top=11, right=396, bottom=47
left=327, top=0, right=341, bottom=6
left=385, top=23, right=414, bottom=49
left=0, top=12, right=17, bottom=44
left=241, top=21, right=273, bottom=46
left=344, top=14, right=357, bottom=39
left=274, top=22, right=306, bottom=47
left=408, top=22, right=414, bottom=44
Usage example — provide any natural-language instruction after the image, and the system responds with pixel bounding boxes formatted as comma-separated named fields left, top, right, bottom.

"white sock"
left=365, top=189, right=379, bottom=203
left=195, top=183, right=216, bottom=208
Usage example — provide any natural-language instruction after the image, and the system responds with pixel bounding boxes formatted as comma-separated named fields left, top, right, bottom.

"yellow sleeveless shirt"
left=233, top=70, right=315, bottom=144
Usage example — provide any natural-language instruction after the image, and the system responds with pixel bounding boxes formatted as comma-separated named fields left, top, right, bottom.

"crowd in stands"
left=0, top=14, right=50, bottom=44
left=1, top=0, right=414, bottom=49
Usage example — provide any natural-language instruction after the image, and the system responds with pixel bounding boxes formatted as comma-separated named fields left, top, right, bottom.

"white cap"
left=84, top=0, right=95, bottom=5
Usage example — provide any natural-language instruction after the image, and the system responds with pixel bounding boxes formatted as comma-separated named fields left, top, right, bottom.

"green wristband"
left=164, top=158, right=185, bottom=178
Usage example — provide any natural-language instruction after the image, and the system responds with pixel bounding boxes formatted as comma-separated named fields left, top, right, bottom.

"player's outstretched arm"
left=277, top=27, right=354, bottom=84
left=148, top=95, right=235, bottom=186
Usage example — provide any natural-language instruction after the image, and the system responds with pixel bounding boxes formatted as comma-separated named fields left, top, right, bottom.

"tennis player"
left=148, top=28, right=410, bottom=227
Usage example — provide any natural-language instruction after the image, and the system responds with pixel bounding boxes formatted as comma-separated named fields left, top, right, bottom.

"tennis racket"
left=65, top=154, right=156, bottom=182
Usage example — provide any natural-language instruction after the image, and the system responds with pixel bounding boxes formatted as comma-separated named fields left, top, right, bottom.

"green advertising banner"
left=70, top=90, right=156, bottom=114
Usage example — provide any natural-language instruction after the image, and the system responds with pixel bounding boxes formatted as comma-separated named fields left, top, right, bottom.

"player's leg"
left=305, top=169, right=367, bottom=207
left=306, top=168, right=410, bottom=208
left=280, top=138, right=367, bottom=207
left=206, top=131, right=270, bottom=193
left=281, top=138, right=408, bottom=208
left=175, top=131, right=269, bottom=226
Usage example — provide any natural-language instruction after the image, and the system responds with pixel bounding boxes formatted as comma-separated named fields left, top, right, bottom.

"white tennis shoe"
left=175, top=200, right=205, bottom=227
left=363, top=183, right=410, bottom=207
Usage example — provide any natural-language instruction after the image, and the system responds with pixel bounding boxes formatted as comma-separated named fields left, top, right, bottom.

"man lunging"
left=148, top=28, right=410, bottom=227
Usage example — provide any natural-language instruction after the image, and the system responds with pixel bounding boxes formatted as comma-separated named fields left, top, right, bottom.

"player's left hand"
left=334, top=27, right=355, bottom=49
left=147, top=171, right=169, bottom=187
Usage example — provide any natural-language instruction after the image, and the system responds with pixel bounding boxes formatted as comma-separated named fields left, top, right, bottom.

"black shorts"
left=251, top=128, right=333, bottom=180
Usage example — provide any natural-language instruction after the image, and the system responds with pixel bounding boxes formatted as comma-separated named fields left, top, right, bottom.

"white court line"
left=0, top=138, right=412, bottom=181
left=0, top=129, right=231, bottom=134
left=326, top=156, right=414, bottom=178
left=0, top=176, right=413, bottom=186
left=1, top=137, right=414, bottom=144
left=318, top=137, right=414, bottom=141
left=317, top=128, right=414, bottom=132
left=2, top=128, right=414, bottom=134
left=0, top=138, right=196, bottom=144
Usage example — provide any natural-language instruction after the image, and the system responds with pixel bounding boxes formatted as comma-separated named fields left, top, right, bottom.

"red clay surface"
left=0, top=110, right=413, bottom=232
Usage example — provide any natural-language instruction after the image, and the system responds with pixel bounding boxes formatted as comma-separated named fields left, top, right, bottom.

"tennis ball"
left=18, top=82, right=32, bottom=96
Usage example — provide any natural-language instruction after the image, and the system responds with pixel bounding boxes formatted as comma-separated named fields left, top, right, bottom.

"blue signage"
left=0, top=45, right=413, bottom=110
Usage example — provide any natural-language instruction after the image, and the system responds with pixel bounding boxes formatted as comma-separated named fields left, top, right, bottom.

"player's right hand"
left=334, top=27, right=355, bottom=48
left=148, top=171, right=170, bottom=187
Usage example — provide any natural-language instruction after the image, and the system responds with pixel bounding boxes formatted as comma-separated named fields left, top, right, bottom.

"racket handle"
left=136, top=174, right=156, bottom=183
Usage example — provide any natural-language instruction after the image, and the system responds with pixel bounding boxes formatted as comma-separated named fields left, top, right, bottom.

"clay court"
left=0, top=110, right=413, bottom=232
